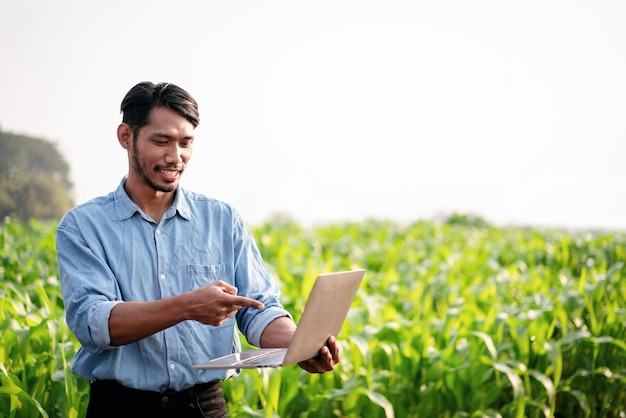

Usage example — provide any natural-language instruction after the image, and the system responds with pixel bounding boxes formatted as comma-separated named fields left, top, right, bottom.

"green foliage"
left=0, top=129, right=74, bottom=222
left=0, top=218, right=88, bottom=418
left=1, top=217, right=625, bottom=417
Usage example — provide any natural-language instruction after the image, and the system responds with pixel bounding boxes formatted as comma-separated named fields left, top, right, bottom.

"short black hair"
left=120, top=82, right=200, bottom=133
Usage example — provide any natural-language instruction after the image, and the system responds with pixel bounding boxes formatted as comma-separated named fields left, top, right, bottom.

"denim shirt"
left=56, top=178, right=291, bottom=392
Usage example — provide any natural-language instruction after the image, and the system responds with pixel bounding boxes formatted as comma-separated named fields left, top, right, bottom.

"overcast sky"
left=1, top=1, right=625, bottom=230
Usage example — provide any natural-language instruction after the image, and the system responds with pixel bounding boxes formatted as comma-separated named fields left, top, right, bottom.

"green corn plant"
left=2, top=217, right=625, bottom=417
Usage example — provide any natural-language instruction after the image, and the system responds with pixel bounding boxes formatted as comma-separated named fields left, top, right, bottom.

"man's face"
left=130, top=107, right=195, bottom=193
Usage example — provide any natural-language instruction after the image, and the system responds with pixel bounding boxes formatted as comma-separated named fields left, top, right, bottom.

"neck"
left=124, top=178, right=176, bottom=223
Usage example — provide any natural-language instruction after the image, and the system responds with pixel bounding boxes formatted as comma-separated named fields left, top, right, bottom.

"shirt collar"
left=113, top=177, right=191, bottom=222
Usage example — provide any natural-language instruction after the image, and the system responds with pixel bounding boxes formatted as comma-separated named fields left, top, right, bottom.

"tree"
left=0, top=127, right=74, bottom=222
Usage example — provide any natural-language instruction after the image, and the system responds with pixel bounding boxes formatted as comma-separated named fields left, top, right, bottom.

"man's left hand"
left=298, top=336, right=341, bottom=373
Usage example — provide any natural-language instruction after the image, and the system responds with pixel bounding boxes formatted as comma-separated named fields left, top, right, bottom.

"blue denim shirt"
left=56, top=178, right=291, bottom=392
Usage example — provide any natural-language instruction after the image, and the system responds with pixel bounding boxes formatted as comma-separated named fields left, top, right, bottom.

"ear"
left=117, top=124, right=133, bottom=149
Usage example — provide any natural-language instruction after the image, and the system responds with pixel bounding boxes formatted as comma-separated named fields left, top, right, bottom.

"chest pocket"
left=185, top=263, right=231, bottom=292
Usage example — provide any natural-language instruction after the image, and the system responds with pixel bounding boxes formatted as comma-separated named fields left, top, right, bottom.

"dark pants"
left=86, top=380, right=227, bottom=418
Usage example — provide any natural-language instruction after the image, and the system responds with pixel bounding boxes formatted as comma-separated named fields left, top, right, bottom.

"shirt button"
left=156, top=229, right=161, bottom=235
left=170, top=363, right=176, bottom=370
left=160, top=274, right=166, bottom=280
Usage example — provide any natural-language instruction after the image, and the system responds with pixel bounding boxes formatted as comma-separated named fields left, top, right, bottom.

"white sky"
left=1, top=0, right=625, bottom=230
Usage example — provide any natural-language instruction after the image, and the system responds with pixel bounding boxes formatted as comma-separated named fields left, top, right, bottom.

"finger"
left=231, top=295, right=265, bottom=310
left=215, top=280, right=239, bottom=295
left=319, top=345, right=331, bottom=361
left=319, top=347, right=336, bottom=368
left=326, top=336, right=341, bottom=363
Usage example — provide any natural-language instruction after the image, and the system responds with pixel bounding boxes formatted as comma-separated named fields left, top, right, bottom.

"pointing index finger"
left=232, top=295, right=265, bottom=310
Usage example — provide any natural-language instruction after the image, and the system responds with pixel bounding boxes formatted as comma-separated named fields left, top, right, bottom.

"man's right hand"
left=187, top=280, right=265, bottom=326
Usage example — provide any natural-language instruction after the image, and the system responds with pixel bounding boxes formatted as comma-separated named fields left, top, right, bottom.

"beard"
left=132, top=148, right=180, bottom=193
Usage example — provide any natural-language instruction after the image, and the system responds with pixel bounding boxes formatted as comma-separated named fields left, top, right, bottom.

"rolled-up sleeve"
left=243, top=306, right=292, bottom=347
left=56, top=207, right=124, bottom=353
left=89, top=301, right=122, bottom=349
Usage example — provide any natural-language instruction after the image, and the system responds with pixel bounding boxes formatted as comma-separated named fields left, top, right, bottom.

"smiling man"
left=55, top=82, right=340, bottom=417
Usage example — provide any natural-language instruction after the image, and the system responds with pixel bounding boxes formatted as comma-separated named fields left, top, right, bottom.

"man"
left=56, top=81, right=340, bottom=417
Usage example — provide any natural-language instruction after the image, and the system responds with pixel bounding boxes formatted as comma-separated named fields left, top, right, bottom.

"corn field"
left=1, top=216, right=625, bottom=417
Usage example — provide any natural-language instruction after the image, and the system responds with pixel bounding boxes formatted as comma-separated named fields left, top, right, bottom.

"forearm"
left=259, top=316, right=297, bottom=348
left=108, top=294, right=190, bottom=346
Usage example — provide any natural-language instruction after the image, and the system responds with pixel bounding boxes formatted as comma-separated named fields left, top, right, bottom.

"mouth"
left=157, top=167, right=182, bottom=182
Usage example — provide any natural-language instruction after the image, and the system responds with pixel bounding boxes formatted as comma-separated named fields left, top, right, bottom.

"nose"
left=164, top=143, right=184, bottom=164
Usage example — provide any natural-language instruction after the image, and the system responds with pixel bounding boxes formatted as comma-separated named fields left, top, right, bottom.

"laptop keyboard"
left=233, top=348, right=286, bottom=366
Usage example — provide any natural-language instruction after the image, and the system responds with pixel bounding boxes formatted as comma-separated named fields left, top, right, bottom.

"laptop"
left=192, top=269, right=365, bottom=370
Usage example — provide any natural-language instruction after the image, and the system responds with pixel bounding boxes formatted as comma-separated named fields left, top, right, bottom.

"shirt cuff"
left=89, top=300, right=122, bottom=350
left=246, top=307, right=293, bottom=347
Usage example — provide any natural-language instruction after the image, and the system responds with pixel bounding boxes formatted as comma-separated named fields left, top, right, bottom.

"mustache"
left=155, top=164, right=184, bottom=172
